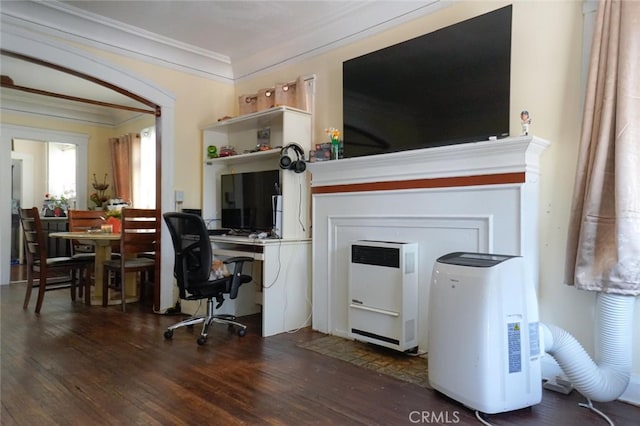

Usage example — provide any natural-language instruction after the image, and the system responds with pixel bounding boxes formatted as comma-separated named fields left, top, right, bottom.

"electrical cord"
left=276, top=237, right=311, bottom=334
left=153, top=299, right=181, bottom=315
left=471, top=397, right=614, bottom=426
left=193, top=299, right=203, bottom=317
left=298, top=181, right=306, bottom=232
left=204, top=218, right=221, bottom=230
left=248, top=232, right=309, bottom=333
left=262, top=238, right=283, bottom=290
left=578, top=398, right=614, bottom=426
left=286, top=297, right=313, bottom=334
left=475, top=411, right=493, bottom=426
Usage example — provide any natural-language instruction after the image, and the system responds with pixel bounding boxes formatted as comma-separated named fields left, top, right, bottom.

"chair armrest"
left=224, top=257, right=254, bottom=299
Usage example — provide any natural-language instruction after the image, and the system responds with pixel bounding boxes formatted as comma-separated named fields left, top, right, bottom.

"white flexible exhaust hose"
left=541, top=293, right=635, bottom=402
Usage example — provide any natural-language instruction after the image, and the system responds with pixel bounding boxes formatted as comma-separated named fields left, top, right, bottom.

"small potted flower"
left=325, top=127, right=342, bottom=160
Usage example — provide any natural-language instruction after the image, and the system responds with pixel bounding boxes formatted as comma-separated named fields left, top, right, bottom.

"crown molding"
left=0, top=1, right=235, bottom=83
left=1, top=0, right=448, bottom=83
left=232, top=1, right=449, bottom=80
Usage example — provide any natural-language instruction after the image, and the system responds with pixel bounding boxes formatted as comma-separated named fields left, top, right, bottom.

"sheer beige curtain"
left=109, top=133, right=139, bottom=204
left=565, top=0, right=640, bottom=295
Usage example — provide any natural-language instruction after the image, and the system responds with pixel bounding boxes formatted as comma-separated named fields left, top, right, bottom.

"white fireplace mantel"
left=308, top=135, right=549, bottom=187
left=308, top=135, right=550, bottom=351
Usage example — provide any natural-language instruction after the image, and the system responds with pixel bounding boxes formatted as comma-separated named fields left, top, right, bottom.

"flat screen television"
left=220, top=170, right=280, bottom=233
left=342, top=5, right=512, bottom=158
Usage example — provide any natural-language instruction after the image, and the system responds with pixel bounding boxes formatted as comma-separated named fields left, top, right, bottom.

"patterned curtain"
left=564, top=0, right=640, bottom=295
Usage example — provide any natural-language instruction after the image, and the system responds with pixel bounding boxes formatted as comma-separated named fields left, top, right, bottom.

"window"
left=47, top=142, right=76, bottom=205
left=132, top=127, right=156, bottom=209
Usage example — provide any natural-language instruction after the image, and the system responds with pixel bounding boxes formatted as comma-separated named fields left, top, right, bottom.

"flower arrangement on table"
left=90, top=173, right=110, bottom=209
left=104, top=209, right=121, bottom=219
left=103, top=209, right=122, bottom=233
left=325, top=127, right=342, bottom=160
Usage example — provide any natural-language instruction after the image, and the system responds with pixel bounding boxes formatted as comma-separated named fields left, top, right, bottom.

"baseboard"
left=619, top=374, right=640, bottom=406
left=542, top=354, right=640, bottom=406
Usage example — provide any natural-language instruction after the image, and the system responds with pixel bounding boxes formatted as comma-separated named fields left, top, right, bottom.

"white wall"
left=2, top=0, right=637, bottom=388
left=234, top=1, right=640, bottom=382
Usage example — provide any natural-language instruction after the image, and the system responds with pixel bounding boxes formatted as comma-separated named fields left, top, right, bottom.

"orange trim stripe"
left=311, top=172, right=526, bottom=194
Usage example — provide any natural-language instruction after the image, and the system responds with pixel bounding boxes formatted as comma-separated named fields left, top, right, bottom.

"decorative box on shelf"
left=310, top=141, right=343, bottom=162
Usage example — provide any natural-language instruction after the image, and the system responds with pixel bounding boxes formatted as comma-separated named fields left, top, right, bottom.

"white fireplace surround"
left=308, top=136, right=550, bottom=351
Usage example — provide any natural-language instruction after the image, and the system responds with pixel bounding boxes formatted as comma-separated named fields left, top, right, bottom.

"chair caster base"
left=161, top=313, right=247, bottom=344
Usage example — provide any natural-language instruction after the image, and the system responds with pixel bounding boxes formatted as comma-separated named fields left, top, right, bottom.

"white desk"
left=209, top=236, right=312, bottom=337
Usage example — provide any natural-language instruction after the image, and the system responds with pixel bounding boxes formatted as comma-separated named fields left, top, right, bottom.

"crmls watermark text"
left=409, top=410, right=460, bottom=424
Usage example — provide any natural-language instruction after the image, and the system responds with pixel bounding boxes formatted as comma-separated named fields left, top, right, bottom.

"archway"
left=1, top=26, right=175, bottom=311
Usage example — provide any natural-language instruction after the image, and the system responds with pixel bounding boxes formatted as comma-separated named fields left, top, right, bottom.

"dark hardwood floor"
left=1, top=280, right=638, bottom=425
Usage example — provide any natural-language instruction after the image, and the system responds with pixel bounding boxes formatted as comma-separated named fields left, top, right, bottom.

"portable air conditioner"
left=427, top=252, right=542, bottom=414
left=348, top=240, right=418, bottom=352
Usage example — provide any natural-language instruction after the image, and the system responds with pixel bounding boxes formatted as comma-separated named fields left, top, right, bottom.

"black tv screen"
left=343, top=5, right=512, bottom=157
left=220, top=170, right=280, bottom=232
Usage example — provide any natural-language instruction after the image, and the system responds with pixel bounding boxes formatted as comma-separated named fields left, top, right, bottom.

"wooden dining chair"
left=67, top=209, right=100, bottom=294
left=18, top=207, right=92, bottom=313
left=67, top=209, right=121, bottom=255
left=102, top=208, right=157, bottom=312
left=67, top=209, right=105, bottom=257
left=68, top=209, right=122, bottom=299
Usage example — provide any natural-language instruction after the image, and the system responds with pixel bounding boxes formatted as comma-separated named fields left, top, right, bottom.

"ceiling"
left=63, top=1, right=384, bottom=63
left=0, top=0, right=446, bottom=126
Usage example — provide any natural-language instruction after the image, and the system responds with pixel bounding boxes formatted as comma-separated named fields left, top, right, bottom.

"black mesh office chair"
left=163, top=212, right=253, bottom=345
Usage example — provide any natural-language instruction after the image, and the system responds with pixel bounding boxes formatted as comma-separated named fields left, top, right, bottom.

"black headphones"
left=279, top=143, right=306, bottom=173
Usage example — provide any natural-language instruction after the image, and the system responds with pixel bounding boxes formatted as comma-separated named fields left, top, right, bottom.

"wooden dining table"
left=48, top=231, right=138, bottom=306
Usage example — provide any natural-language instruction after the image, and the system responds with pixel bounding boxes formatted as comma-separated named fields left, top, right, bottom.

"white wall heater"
left=428, top=252, right=542, bottom=414
left=348, top=240, right=418, bottom=352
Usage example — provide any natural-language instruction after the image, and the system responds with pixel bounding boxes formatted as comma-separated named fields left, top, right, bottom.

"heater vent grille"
left=351, top=244, right=399, bottom=268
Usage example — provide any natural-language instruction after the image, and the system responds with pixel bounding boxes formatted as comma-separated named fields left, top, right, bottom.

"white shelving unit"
left=202, top=106, right=312, bottom=239
left=199, top=106, right=313, bottom=337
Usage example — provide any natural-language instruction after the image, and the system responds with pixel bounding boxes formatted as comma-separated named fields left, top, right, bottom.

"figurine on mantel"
left=521, top=110, right=531, bottom=136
